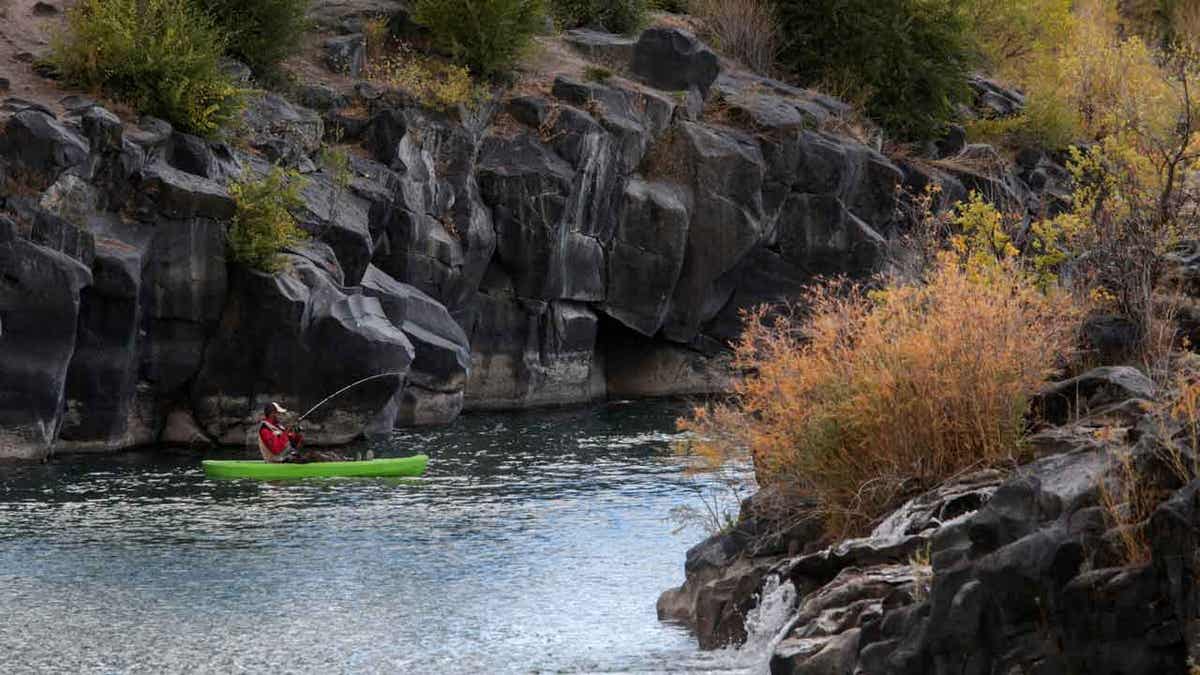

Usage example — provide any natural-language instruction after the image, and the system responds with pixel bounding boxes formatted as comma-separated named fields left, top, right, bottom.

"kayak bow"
left=202, top=454, right=428, bottom=480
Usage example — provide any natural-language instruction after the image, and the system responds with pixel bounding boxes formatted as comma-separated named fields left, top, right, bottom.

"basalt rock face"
left=192, top=243, right=414, bottom=445
left=0, top=26, right=1062, bottom=458
left=660, top=373, right=1200, bottom=674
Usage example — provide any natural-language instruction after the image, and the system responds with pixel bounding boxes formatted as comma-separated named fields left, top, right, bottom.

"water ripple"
left=0, top=401, right=753, bottom=674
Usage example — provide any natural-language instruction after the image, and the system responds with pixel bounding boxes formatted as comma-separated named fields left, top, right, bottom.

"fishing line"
left=294, top=372, right=407, bottom=423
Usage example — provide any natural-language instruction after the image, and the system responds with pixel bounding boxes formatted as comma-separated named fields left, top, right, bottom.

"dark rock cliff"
left=0, top=25, right=1059, bottom=460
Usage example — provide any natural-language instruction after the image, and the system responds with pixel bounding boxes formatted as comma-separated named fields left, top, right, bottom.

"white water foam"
left=674, top=573, right=801, bottom=674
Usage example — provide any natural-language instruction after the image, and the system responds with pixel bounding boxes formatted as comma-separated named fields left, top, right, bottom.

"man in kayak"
left=258, top=402, right=305, bottom=463
left=258, top=402, right=354, bottom=463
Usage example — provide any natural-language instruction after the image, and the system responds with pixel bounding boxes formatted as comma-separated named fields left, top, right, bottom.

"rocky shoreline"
left=660, top=360, right=1200, bottom=673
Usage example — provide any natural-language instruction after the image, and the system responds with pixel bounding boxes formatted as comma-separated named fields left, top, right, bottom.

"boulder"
left=776, top=131, right=903, bottom=230
left=0, top=215, right=93, bottom=460
left=294, top=169, right=375, bottom=285
left=631, top=28, right=720, bottom=98
left=477, top=133, right=595, bottom=301
left=240, top=93, right=324, bottom=168
left=367, top=109, right=496, bottom=314
left=699, top=247, right=812, bottom=345
left=78, top=106, right=140, bottom=210
left=601, top=178, right=689, bottom=336
left=5, top=198, right=96, bottom=266
left=325, top=34, right=366, bottom=77
left=1082, top=314, right=1141, bottom=362
left=192, top=243, right=414, bottom=445
left=135, top=162, right=236, bottom=221
left=657, top=553, right=784, bottom=649
left=361, top=265, right=471, bottom=424
left=659, top=122, right=767, bottom=342
left=0, top=109, right=88, bottom=178
left=969, top=75, right=1026, bottom=118
left=142, top=217, right=228, bottom=395
left=297, top=84, right=351, bottom=113
left=771, top=566, right=916, bottom=675
left=167, top=132, right=238, bottom=181
left=564, top=29, right=637, bottom=67
left=1034, top=366, right=1156, bottom=426
left=464, top=267, right=604, bottom=410
left=39, top=173, right=100, bottom=225
left=60, top=217, right=157, bottom=450
left=125, top=117, right=174, bottom=161
left=1150, top=480, right=1200, bottom=666
left=775, top=193, right=885, bottom=276
left=307, top=0, right=409, bottom=31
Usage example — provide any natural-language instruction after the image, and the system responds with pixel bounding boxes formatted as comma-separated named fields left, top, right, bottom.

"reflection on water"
left=0, top=401, right=758, bottom=674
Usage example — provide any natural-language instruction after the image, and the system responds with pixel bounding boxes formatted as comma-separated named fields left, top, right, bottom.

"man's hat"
left=265, top=401, right=289, bottom=415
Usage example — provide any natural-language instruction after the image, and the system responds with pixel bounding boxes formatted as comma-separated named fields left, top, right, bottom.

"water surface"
left=0, top=401, right=763, bottom=674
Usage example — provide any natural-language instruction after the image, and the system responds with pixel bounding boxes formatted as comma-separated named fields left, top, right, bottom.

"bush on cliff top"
left=775, top=0, right=974, bottom=141
left=52, top=0, right=241, bottom=136
left=413, top=0, right=546, bottom=77
left=691, top=0, right=779, bottom=75
left=551, top=0, right=646, bottom=35
left=227, top=167, right=308, bottom=272
left=679, top=256, right=1077, bottom=537
left=198, top=0, right=311, bottom=72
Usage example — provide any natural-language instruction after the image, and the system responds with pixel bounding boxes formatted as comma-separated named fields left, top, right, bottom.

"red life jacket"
left=258, top=418, right=290, bottom=461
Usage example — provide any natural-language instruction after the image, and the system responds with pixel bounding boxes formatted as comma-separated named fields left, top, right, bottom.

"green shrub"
left=198, top=0, right=311, bottom=72
left=227, top=166, right=308, bottom=272
left=962, top=0, right=1072, bottom=81
left=583, top=65, right=613, bottom=82
left=52, top=0, right=241, bottom=136
left=649, top=0, right=689, bottom=12
left=552, top=0, right=646, bottom=34
left=413, top=0, right=546, bottom=77
left=775, top=0, right=974, bottom=141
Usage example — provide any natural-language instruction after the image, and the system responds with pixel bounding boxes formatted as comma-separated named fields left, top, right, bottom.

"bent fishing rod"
left=294, top=371, right=407, bottom=424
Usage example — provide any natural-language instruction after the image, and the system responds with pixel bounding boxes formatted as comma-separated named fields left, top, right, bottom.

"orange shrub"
left=679, top=258, right=1079, bottom=537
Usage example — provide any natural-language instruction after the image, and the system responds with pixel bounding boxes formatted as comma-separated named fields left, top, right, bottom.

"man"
left=258, top=402, right=303, bottom=463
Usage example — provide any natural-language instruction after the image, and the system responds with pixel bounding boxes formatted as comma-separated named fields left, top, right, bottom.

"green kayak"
left=202, top=454, right=428, bottom=480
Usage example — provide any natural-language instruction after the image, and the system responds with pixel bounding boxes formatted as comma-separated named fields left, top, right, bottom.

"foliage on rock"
left=412, top=0, right=546, bottom=77
left=198, top=0, right=311, bottom=72
left=679, top=256, right=1078, bottom=537
left=52, top=0, right=241, bottom=136
left=774, top=0, right=974, bottom=141
left=227, top=166, right=308, bottom=272
left=365, top=42, right=482, bottom=110
left=551, top=0, right=646, bottom=35
left=964, top=0, right=1073, bottom=82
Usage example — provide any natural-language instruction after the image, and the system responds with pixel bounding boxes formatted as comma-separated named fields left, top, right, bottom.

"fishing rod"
left=294, top=371, right=407, bottom=424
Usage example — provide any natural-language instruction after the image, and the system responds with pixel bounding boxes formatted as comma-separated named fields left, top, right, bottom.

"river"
left=0, top=400, right=773, bottom=674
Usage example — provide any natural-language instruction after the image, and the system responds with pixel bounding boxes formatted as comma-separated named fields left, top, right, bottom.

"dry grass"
left=363, top=39, right=482, bottom=111
left=690, top=0, right=779, bottom=75
left=1098, top=450, right=1158, bottom=565
left=679, top=258, right=1079, bottom=537
left=1098, top=356, right=1200, bottom=566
